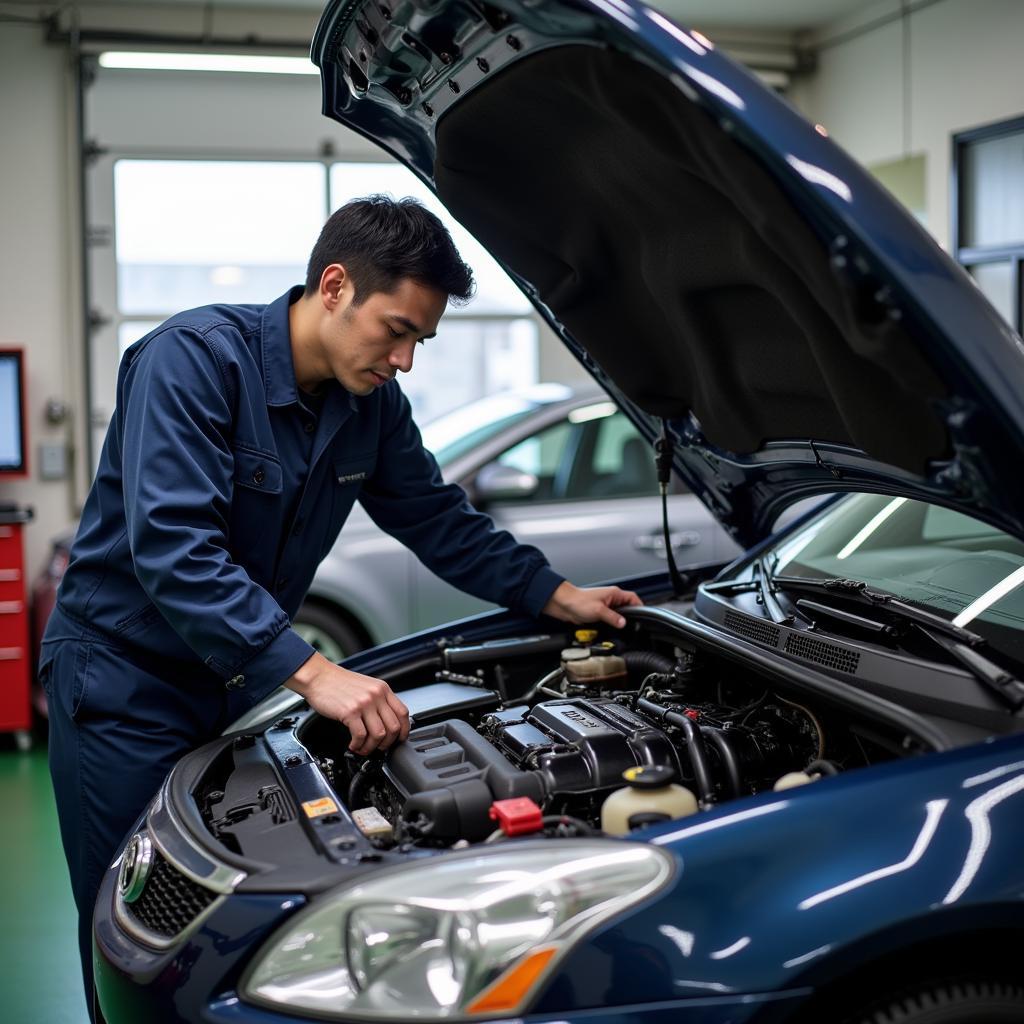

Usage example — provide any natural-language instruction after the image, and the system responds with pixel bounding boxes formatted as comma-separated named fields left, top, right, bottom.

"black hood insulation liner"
left=434, top=45, right=948, bottom=474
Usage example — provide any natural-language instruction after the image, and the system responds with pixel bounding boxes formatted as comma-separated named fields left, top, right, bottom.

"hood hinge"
left=810, top=439, right=843, bottom=480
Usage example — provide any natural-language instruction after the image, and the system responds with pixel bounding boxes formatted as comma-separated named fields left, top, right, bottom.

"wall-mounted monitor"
left=0, top=348, right=28, bottom=477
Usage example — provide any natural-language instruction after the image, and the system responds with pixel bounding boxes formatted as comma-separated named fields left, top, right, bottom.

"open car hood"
left=312, top=0, right=1024, bottom=547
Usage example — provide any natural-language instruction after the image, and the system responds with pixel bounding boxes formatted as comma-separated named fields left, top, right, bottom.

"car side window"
left=565, top=411, right=658, bottom=499
left=495, top=420, right=577, bottom=501
left=492, top=409, right=687, bottom=503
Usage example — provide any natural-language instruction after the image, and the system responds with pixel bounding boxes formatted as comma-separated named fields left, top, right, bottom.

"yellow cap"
left=575, top=629, right=599, bottom=644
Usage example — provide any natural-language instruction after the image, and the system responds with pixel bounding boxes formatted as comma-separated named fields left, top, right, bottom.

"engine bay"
left=271, top=614, right=933, bottom=852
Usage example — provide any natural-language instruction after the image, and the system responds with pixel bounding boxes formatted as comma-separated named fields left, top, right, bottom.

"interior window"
left=922, top=504, right=1006, bottom=542
left=493, top=411, right=663, bottom=503
left=495, top=421, right=577, bottom=501
left=568, top=412, right=659, bottom=499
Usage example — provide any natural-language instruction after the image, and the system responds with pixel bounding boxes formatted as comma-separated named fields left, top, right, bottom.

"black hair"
left=304, top=194, right=474, bottom=305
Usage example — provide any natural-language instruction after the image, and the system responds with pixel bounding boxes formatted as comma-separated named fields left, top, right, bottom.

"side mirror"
left=474, top=462, right=539, bottom=504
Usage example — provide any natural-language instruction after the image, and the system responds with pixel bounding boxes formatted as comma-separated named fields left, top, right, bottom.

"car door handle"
left=633, top=530, right=702, bottom=551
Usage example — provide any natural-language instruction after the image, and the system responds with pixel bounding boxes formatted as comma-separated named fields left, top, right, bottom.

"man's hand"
left=286, top=652, right=410, bottom=755
left=541, top=580, right=643, bottom=629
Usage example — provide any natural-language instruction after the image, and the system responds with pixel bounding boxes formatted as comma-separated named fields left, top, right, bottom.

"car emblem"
left=118, top=833, right=154, bottom=904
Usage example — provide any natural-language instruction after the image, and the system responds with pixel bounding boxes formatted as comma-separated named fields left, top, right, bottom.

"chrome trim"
left=118, top=832, right=153, bottom=904
left=147, top=777, right=246, bottom=893
left=113, top=774, right=248, bottom=949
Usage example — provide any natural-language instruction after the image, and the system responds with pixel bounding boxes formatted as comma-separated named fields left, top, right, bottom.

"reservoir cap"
left=623, top=765, right=676, bottom=789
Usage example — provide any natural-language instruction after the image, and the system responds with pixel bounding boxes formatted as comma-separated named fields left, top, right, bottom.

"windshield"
left=770, top=493, right=1024, bottom=664
left=420, top=385, right=571, bottom=466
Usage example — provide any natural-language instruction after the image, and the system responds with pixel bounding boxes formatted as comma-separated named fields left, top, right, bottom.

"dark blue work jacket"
left=50, top=287, right=562, bottom=711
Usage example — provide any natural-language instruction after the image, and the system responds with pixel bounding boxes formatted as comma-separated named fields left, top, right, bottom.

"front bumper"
left=94, top=831, right=808, bottom=1024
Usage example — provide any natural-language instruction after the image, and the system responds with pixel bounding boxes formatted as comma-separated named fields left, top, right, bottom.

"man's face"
left=323, top=275, right=447, bottom=396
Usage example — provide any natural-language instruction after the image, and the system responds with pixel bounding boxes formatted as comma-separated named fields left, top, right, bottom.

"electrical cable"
left=522, top=668, right=564, bottom=704
left=776, top=693, right=826, bottom=760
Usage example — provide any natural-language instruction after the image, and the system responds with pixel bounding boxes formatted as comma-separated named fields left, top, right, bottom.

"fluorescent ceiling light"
left=952, top=562, right=1024, bottom=628
left=98, top=52, right=318, bottom=75
left=836, top=496, right=907, bottom=560
left=568, top=401, right=617, bottom=424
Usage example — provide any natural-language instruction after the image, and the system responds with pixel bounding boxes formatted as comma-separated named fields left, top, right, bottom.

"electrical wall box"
left=38, top=443, right=67, bottom=480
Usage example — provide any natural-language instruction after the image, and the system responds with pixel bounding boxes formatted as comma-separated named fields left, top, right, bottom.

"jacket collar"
left=260, top=286, right=306, bottom=407
left=260, top=286, right=359, bottom=461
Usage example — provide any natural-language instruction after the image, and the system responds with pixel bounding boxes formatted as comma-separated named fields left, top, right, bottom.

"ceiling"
left=6, top=0, right=870, bottom=34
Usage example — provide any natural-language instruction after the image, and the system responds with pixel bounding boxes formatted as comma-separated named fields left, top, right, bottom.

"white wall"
left=0, top=23, right=84, bottom=579
left=789, top=0, right=1024, bottom=250
left=0, top=11, right=582, bottom=580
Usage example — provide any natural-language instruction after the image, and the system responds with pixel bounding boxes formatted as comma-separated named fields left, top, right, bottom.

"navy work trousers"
left=41, top=605, right=230, bottom=1021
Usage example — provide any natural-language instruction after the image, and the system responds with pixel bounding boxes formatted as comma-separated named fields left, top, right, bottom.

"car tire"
left=292, top=602, right=364, bottom=664
left=851, top=980, right=1024, bottom=1024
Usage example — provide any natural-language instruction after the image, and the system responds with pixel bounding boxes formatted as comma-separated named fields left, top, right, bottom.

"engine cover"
left=382, top=698, right=678, bottom=841
left=488, top=698, right=682, bottom=794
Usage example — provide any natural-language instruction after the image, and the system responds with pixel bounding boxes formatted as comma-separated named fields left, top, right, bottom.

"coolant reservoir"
left=600, top=765, right=698, bottom=836
left=562, top=633, right=627, bottom=687
left=773, top=771, right=816, bottom=791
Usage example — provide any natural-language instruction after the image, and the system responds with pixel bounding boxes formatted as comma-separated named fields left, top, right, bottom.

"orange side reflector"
left=465, top=946, right=558, bottom=1015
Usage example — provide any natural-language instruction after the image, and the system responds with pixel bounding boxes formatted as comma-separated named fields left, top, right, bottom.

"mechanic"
left=39, top=195, right=641, bottom=1015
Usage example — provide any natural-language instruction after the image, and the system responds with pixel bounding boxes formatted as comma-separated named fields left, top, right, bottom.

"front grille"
left=124, top=848, right=218, bottom=939
left=784, top=633, right=860, bottom=675
left=724, top=611, right=780, bottom=648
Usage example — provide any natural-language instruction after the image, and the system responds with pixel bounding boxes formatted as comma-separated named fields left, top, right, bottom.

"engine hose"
left=523, top=668, right=564, bottom=704
left=347, top=763, right=378, bottom=811
left=542, top=814, right=596, bottom=837
left=637, top=698, right=715, bottom=805
left=806, top=758, right=840, bottom=776
left=701, top=727, right=742, bottom=798
left=623, top=650, right=676, bottom=679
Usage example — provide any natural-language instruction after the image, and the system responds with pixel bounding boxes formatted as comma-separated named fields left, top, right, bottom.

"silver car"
left=294, top=383, right=738, bottom=657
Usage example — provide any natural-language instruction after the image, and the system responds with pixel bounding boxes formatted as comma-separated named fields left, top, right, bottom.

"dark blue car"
left=93, top=1, right=1024, bottom=1022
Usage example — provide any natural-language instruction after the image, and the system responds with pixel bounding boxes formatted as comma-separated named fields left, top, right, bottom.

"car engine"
left=321, top=630, right=862, bottom=848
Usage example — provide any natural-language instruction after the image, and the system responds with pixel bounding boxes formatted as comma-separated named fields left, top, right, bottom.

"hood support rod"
left=656, top=420, right=689, bottom=597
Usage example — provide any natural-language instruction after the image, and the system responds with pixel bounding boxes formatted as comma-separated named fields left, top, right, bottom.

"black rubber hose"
left=347, top=763, right=378, bottom=810
left=623, top=651, right=676, bottom=679
left=701, top=727, right=742, bottom=798
left=638, top=698, right=715, bottom=805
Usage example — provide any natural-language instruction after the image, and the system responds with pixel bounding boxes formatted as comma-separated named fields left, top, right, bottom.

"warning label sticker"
left=302, top=797, right=339, bottom=818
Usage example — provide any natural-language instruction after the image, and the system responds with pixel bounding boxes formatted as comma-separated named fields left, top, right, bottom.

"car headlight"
left=241, top=840, right=673, bottom=1019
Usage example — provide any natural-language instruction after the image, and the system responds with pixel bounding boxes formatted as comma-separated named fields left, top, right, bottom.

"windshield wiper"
left=772, top=575, right=985, bottom=646
left=912, top=624, right=1024, bottom=712
left=773, top=575, right=1024, bottom=712
left=753, top=557, right=788, bottom=624
left=704, top=560, right=815, bottom=626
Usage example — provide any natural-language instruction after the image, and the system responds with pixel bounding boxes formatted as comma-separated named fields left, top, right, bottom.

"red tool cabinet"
left=0, top=507, right=33, bottom=737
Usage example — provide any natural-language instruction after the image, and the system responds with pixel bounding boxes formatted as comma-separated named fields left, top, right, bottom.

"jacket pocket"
left=113, top=602, right=162, bottom=639
left=232, top=445, right=283, bottom=494
left=40, top=639, right=92, bottom=720
left=229, top=444, right=284, bottom=561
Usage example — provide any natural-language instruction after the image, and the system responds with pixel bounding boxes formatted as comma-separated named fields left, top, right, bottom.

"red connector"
left=489, top=797, right=544, bottom=836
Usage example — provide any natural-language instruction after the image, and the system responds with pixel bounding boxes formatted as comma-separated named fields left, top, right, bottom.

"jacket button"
left=304, top=421, right=315, bottom=434
left=225, top=674, right=246, bottom=690
left=277, top=577, right=289, bottom=590
left=253, top=468, right=266, bottom=485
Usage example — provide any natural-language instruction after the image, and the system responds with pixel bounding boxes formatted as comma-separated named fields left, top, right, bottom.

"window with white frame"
left=109, top=157, right=538, bottom=426
left=953, top=117, right=1024, bottom=334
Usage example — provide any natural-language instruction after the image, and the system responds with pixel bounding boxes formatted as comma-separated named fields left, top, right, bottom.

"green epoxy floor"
left=0, top=740, right=89, bottom=1023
